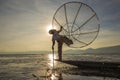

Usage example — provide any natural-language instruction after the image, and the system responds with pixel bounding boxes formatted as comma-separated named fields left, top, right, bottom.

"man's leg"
left=58, top=41, right=63, bottom=61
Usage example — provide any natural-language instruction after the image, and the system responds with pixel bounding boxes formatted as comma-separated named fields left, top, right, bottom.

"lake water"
left=0, top=53, right=120, bottom=80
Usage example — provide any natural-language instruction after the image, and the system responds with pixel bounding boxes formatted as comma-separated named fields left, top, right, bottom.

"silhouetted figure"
left=49, top=26, right=73, bottom=61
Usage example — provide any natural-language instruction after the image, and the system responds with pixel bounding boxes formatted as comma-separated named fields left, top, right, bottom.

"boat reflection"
left=46, top=54, right=120, bottom=80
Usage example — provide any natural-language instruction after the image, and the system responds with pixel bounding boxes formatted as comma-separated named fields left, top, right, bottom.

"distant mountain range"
left=0, top=45, right=120, bottom=54
left=64, top=45, right=120, bottom=54
left=85, top=45, right=120, bottom=53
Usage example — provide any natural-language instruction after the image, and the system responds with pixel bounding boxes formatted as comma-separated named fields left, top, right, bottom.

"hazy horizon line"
left=0, top=45, right=119, bottom=53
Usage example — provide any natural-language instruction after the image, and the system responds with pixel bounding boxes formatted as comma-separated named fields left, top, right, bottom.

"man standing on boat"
left=49, top=26, right=73, bottom=61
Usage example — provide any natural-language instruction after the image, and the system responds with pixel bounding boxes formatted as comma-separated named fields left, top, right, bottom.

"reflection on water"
left=0, top=54, right=120, bottom=80
left=46, top=54, right=63, bottom=80
left=46, top=54, right=120, bottom=80
left=46, top=69, right=63, bottom=80
left=48, top=54, right=57, bottom=68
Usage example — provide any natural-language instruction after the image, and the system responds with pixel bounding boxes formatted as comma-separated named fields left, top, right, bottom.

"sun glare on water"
left=48, top=54, right=57, bottom=67
left=47, top=54, right=58, bottom=80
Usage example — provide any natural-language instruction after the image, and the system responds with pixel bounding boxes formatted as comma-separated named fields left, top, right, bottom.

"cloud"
left=0, top=0, right=54, bottom=51
left=0, top=0, right=120, bottom=52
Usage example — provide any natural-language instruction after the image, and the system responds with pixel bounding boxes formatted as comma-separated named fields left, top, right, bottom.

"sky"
left=0, top=0, right=120, bottom=52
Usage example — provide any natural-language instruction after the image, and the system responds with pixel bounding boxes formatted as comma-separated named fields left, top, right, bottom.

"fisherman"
left=49, top=26, right=73, bottom=61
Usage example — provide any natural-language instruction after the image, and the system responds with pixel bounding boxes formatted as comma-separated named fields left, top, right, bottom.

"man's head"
left=49, top=29, right=56, bottom=34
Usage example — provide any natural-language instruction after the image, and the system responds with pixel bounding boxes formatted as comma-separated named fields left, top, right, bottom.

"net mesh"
left=52, top=2, right=100, bottom=48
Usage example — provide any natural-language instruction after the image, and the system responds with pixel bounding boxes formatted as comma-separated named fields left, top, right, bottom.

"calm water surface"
left=0, top=53, right=120, bottom=80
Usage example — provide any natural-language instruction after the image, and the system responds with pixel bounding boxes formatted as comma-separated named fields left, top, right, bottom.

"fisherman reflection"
left=46, top=69, right=63, bottom=80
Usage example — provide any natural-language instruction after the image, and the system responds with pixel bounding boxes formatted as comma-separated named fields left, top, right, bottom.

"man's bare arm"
left=58, top=26, right=63, bottom=33
left=52, top=39, right=55, bottom=50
